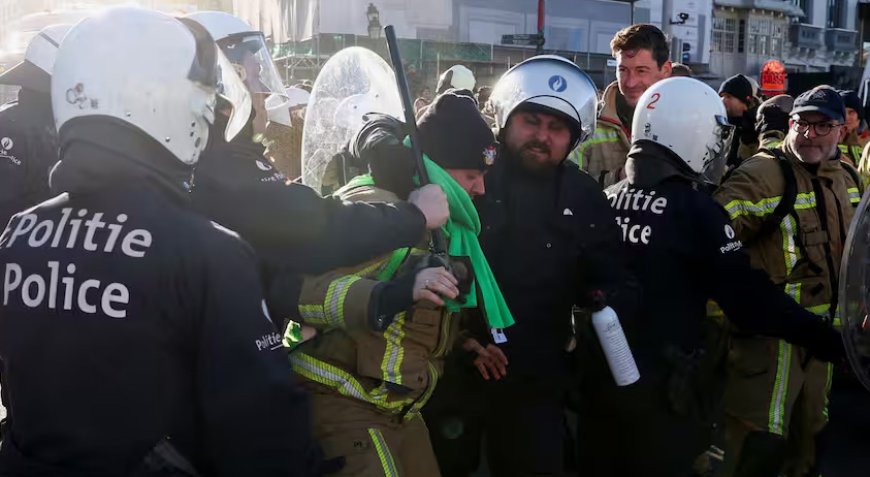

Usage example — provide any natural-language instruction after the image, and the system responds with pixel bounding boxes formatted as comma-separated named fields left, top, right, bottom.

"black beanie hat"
left=718, top=74, right=754, bottom=106
left=417, top=92, right=498, bottom=171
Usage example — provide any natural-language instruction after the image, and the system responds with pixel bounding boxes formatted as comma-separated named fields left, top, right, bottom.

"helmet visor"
left=215, top=48, right=253, bottom=141
left=702, top=116, right=735, bottom=184
left=220, top=32, right=290, bottom=131
left=220, top=33, right=285, bottom=95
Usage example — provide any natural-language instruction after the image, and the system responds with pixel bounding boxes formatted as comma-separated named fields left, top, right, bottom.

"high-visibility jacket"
left=758, top=131, right=785, bottom=152
left=839, top=129, right=868, bottom=169
left=569, top=81, right=630, bottom=188
left=290, top=184, right=461, bottom=420
left=714, top=144, right=861, bottom=325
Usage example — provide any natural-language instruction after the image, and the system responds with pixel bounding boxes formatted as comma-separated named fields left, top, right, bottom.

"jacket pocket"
left=354, top=308, right=439, bottom=393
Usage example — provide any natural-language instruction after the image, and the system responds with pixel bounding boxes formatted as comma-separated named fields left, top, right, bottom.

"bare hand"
left=408, top=184, right=449, bottom=230
left=413, top=267, right=459, bottom=306
left=463, top=338, right=509, bottom=381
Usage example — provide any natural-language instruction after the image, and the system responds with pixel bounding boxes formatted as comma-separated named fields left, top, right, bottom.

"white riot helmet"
left=184, top=11, right=290, bottom=127
left=52, top=6, right=252, bottom=165
left=489, top=55, right=597, bottom=150
left=437, top=65, right=476, bottom=93
left=0, top=24, right=71, bottom=93
left=632, top=77, right=735, bottom=183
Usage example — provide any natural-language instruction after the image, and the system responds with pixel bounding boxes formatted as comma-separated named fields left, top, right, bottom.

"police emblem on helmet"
left=548, top=75, right=567, bottom=93
left=483, top=144, right=497, bottom=166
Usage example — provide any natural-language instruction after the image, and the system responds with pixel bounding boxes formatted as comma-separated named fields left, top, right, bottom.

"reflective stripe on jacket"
left=291, top=184, right=460, bottom=418
left=714, top=145, right=860, bottom=325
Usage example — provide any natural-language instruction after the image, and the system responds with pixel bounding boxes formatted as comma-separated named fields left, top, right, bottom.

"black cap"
left=718, top=74, right=754, bottom=105
left=838, top=89, right=863, bottom=121
left=417, top=92, right=497, bottom=171
left=792, top=85, right=845, bottom=123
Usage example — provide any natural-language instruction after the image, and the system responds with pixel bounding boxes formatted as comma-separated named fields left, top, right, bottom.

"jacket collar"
left=598, top=81, right=631, bottom=140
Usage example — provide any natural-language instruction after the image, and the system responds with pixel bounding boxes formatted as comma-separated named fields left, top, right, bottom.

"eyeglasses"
left=791, top=120, right=842, bottom=137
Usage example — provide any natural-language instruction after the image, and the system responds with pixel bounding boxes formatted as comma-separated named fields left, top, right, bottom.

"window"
left=827, top=0, right=844, bottom=28
left=747, top=18, right=785, bottom=56
left=712, top=16, right=737, bottom=53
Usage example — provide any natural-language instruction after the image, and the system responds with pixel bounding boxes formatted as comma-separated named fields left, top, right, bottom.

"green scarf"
left=339, top=147, right=514, bottom=330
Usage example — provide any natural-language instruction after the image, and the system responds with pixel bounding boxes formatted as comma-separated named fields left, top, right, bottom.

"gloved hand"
left=352, top=113, right=417, bottom=198
left=810, top=325, right=846, bottom=364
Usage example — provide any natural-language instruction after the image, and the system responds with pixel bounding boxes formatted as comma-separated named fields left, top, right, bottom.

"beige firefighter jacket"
left=290, top=184, right=462, bottom=419
left=714, top=143, right=861, bottom=323
left=569, top=81, right=630, bottom=188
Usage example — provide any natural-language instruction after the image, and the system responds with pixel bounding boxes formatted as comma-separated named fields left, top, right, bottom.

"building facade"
left=239, top=0, right=718, bottom=87
left=710, top=0, right=860, bottom=80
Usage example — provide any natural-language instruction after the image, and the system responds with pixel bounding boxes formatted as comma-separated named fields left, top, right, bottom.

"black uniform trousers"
left=576, top=372, right=711, bottom=477
left=423, top=355, right=567, bottom=477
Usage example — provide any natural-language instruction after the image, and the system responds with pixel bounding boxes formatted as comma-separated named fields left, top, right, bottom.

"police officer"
left=0, top=7, right=316, bottom=475
left=0, top=24, right=69, bottom=227
left=182, top=12, right=449, bottom=297
left=421, top=56, right=638, bottom=477
left=576, top=77, right=844, bottom=476
left=837, top=89, right=868, bottom=167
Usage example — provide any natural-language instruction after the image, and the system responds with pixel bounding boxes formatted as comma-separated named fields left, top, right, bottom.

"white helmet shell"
left=438, top=65, right=476, bottom=92
left=183, top=10, right=253, bottom=42
left=52, top=6, right=252, bottom=165
left=489, top=55, right=597, bottom=150
left=0, top=24, right=71, bottom=92
left=632, top=77, right=735, bottom=183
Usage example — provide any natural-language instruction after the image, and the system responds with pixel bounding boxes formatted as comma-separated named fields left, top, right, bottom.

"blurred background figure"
left=671, top=62, right=694, bottom=77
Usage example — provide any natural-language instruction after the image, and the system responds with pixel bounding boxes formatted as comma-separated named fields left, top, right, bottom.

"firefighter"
left=570, top=23, right=672, bottom=187
left=289, top=91, right=511, bottom=477
left=837, top=89, right=868, bottom=168
left=714, top=85, right=862, bottom=477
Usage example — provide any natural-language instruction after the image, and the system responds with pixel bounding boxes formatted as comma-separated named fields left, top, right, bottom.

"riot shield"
left=840, top=191, right=870, bottom=391
left=301, top=47, right=402, bottom=195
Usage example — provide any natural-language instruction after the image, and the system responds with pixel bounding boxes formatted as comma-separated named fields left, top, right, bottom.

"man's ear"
left=662, top=60, right=673, bottom=77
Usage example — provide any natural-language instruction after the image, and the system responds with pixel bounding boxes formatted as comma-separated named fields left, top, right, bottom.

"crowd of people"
left=0, top=5, right=866, bottom=477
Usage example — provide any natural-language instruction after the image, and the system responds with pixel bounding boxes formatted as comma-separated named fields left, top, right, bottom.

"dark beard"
left=513, top=140, right=558, bottom=174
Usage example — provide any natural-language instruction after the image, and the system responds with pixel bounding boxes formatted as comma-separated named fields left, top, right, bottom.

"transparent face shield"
left=220, top=33, right=290, bottom=131
left=215, top=49, right=253, bottom=141
left=701, top=116, right=736, bottom=184
left=180, top=18, right=252, bottom=143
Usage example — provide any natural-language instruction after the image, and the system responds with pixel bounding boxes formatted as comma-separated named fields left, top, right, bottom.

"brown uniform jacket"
left=571, top=81, right=630, bottom=188
left=714, top=144, right=861, bottom=322
left=289, top=184, right=462, bottom=419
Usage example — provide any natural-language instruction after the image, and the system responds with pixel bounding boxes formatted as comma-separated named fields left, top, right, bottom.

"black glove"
left=351, top=113, right=417, bottom=199
left=808, top=324, right=846, bottom=364
left=740, top=109, right=759, bottom=144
